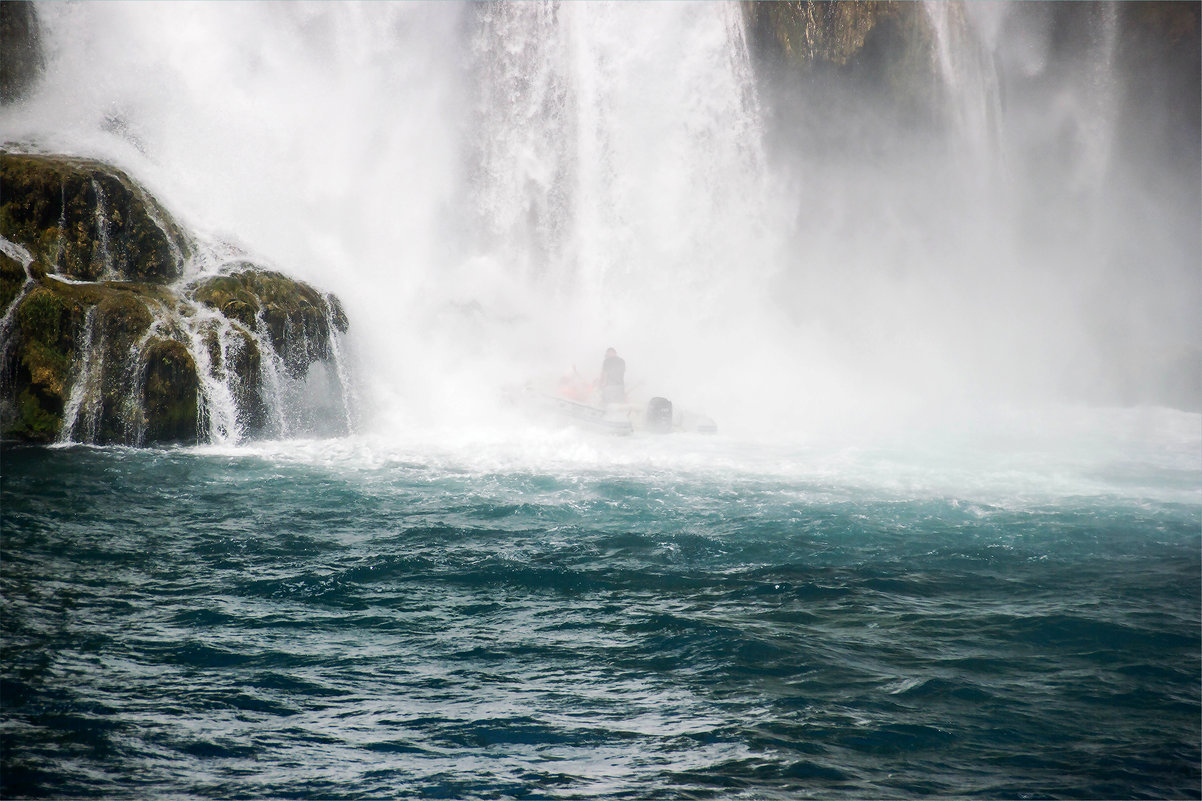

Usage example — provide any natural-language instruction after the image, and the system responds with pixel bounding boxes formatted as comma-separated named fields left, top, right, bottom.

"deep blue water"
left=2, top=421, right=1200, bottom=799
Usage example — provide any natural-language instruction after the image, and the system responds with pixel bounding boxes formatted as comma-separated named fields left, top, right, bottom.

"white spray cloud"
left=2, top=1, right=1196, bottom=445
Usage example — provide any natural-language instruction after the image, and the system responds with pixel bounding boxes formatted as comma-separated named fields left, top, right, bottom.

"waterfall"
left=91, top=178, right=116, bottom=281
left=324, top=295, right=357, bottom=433
left=459, top=2, right=783, bottom=417
left=183, top=306, right=242, bottom=445
left=57, top=305, right=102, bottom=444
left=117, top=321, right=160, bottom=446
left=1, top=1, right=1196, bottom=442
left=0, top=236, right=35, bottom=341
left=924, top=2, right=1005, bottom=182
left=0, top=2, right=797, bottom=433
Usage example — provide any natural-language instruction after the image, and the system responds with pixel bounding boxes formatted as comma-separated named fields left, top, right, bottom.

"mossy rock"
left=327, top=294, right=349, bottom=334
left=6, top=285, right=79, bottom=441
left=12, top=384, right=60, bottom=441
left=92, top=291, right=158, bottom=443
left=16, top=285, right=76, bottom=366
left=191, top=272, right=258, bottom=315
left=96, top=287, right=154, bottom=347
left=191, top=268, right=348, bottom=379
left=2, top=276, right=183, bottom=443
left=226, top=327, right=267, bottom=435
left=0, top=1, right=43, bottom=105
left=1, top=250, right=29, bottom=313
left=222, top=299, right=257, bottom=329
left=0, top=152, right=190, bottom=282
left=743, top=1, right=935, bottom=69
left=3, top=261, right=350, bottom=443
left=1, top=152, right=352, bottom=444
left=142, top=338, right=199, bottom=444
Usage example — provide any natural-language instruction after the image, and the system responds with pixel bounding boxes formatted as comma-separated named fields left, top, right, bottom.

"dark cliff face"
left=0, top=1, right=43, bottom=104
left=741, top=1, right=943, bottom=144
left=1112, top=3, right=1200, bottom=201
left=739, top=1, right=1200, bottom=412
left=741, top=1, right=1200, bottom=162
left=192, top=269, right=350, bottom=381
left=0, top=152, right=351, bottom=445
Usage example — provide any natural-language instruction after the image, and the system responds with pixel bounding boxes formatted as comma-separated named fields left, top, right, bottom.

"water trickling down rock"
left=0, top=152, right=353, bottom=445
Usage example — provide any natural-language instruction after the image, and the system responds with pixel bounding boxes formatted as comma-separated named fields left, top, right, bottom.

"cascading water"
left=924, top=1, right=1005, bottom=178
left=1, top=1, right=1197, bottom=441
left=89, top=178, right=117, bottom=281
left=0, top=238, right=35, bottom=350
left=184, top=306, right=243, bottom=445
left=459, top=2, right=785, bottom=422
left=1, top=2, right=792, bottom=440
left=323, top=293, right=358, bottom=432
left=57, top=304, right=101, bottom=444
left=755, top=1, right=1197, bottom=420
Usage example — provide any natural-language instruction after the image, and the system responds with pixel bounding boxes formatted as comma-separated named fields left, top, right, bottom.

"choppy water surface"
left=3, top=409, right=1200, bottom=799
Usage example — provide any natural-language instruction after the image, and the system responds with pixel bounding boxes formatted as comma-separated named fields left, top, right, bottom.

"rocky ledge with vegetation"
left=0, top=151, right=349, bottom=445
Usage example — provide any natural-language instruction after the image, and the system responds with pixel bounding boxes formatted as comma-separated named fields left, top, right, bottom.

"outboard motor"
left=645, top=397, right=674, bottom=433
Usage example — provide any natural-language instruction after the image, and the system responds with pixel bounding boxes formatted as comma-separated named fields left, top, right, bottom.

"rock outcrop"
left=1, top=154, right=189, bottom=282
left=742, top=1, right=935, bottom=70
left=0, top=152, right=351, bottom=445
left=192, top=268, right=349, bottom=380
left=741, top=1, right=942, bottom=130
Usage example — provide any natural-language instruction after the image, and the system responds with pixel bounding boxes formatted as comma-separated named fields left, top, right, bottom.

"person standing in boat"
left=600, top=347, right=626, bottom=404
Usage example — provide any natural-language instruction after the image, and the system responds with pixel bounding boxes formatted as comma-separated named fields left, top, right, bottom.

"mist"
left=752, top=1, right=1200, bottom=420
left=3, top=1, right=1197, bottom=442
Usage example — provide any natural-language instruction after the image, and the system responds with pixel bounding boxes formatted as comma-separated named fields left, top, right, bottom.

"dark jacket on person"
left=601, top=354, right=625, bottom=402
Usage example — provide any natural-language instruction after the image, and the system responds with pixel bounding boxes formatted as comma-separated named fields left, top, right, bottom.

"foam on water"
left=3, top=435, right=1198, bottom=799
left=189, top=401, right=1199, bottom=513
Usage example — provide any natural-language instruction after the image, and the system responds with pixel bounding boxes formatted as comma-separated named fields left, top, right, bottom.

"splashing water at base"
left=3, top=400, right=1199, bottom=798
left=57, top=305, right=102, bottom=444
left=5, top=3, right=1196, bottom=440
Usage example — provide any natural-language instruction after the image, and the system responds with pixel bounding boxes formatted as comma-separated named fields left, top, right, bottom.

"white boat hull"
left=512, top=386, right=716, bottom=436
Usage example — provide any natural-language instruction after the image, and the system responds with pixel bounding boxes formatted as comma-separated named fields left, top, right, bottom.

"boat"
left=509, top=379, right=717, bottom=435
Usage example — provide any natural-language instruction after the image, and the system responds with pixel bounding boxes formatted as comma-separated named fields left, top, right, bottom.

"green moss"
left=20, top=336, right=70, bottom=394
left=191, top=268, right=348, bottom=378
left=221, top=299, right=257, bottom=328
left=0, top=153, right=189, bottom=282
left=17, top=286, right=71, bottom=350
left=1, top=250, right=28, bottom=313
left=142, top=338, right=199, bottom=444
left=97, top=289, right=153, bottom=344
left=13, top=385, right=60, bottom=441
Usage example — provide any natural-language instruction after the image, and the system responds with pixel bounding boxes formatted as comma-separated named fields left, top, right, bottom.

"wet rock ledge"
left=1, top=151, right=349, bottom=445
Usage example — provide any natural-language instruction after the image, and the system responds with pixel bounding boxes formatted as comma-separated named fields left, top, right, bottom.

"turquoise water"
left=3, top=409, right=1200, bottom=798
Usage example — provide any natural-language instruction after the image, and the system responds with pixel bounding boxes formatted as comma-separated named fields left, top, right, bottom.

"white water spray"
left=57, top=304, right=101, bottom=444
left=90, top=179, right=116, bottom=280
left=2, top=1, right=1197, bottom=446
left=183, top=307, right=243, bottom=445
left=0, top=236, right=35, bottom=345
